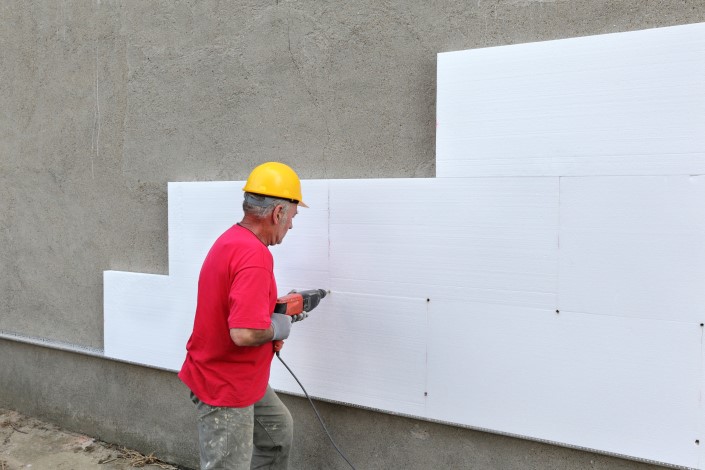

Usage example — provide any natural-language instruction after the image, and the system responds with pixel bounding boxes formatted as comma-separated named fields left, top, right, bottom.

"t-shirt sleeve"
left=228, top=266, right=273, bottom=329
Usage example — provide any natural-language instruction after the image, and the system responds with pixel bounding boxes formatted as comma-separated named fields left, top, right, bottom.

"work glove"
left=270, top=313, right=292, bottom=341
left=291, top=312, right=308, bottom=323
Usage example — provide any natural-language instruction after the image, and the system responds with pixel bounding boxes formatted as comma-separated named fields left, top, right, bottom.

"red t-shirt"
left=178, top=224, right=278, bottom=407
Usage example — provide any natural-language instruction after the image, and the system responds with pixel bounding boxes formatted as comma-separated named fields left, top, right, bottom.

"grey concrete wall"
left=1, top=1, right=703, bottom=468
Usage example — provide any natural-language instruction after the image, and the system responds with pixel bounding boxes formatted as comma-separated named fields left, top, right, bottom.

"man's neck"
left=238, top=219, right=269, bottom=246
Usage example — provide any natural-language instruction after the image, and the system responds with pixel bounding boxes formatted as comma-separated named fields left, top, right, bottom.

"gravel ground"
left=0, top=408, right=187, bottom=470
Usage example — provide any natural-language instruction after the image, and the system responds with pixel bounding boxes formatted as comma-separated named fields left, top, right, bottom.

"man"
left=179, top=161, right=307, bottom=470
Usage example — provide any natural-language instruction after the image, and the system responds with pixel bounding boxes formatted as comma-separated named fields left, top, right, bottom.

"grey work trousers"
left=191, top=386, right=293, bottom=470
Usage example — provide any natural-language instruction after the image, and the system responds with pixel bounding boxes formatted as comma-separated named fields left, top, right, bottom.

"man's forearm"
left=230, top=326, right=274, bottom=347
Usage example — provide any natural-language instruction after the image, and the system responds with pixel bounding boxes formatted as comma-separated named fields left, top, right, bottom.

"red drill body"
left=274, top=289, right=328, bottom=316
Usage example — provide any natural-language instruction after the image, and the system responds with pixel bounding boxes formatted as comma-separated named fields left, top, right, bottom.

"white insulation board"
left=436, top=22, right=705, bottom=178
left=270, top=292, right=428, bottom=417
left=559, top=175, right=705, bottom=323
left=104, top=22, right=705, bottom=470
left=426, top=303, right=702, bottom=467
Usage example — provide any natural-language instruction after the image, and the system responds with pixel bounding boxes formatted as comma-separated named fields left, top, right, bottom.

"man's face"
left=273, top=202, right=297, bottom=245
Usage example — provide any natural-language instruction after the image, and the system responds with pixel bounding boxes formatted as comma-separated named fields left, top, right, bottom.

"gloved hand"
left=270, top=313, right=292, bottom=340
left=291, top=312, right=308, bottom=323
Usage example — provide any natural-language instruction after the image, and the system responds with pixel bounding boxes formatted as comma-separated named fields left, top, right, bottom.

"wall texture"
left=2, top=1, right=704, bottom=468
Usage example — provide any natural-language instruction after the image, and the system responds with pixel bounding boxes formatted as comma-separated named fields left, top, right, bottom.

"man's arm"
left=229, top=313, right=291, bottom=347
left=230, top=326, right=274, bottom=347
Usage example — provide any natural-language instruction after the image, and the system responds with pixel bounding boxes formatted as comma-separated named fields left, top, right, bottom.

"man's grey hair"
left=243, top=192, right=291, bottom=219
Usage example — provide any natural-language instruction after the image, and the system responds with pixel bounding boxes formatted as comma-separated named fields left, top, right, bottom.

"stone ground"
left=0, top=408, right=189, bottom=470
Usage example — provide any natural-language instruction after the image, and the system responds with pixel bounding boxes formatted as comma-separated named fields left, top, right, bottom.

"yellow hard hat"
left=243, top=162, right=308, bottom=207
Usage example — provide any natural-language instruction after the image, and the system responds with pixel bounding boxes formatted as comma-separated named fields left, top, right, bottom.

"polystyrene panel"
left=426, top=301, right=702, bottom=468
left=167, top=180, right=330, bottom=292
left=559, top=176, right=705, bottom=323
left=168, top=181, right=243, bottom=281
left=329, top=177, right=559, bottom=303
left=270, top=292, right=427, bottom=416
left=104, top=271, right=189, bottom=370
left=105, top=180, right=331, bottom=372
left=437, top=22, right=705, bottom=177
left=701, top=369, right=705, bottom=466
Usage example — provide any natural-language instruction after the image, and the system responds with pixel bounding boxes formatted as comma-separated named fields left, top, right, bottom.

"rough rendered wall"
left=1, top=1, right=703, bottom=469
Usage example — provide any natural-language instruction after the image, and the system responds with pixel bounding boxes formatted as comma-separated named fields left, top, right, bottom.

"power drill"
left=274, top=289, right=328, bottom=317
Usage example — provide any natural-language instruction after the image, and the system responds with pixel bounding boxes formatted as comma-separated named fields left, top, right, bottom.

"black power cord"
left=276, top=351, right=357, bottom=470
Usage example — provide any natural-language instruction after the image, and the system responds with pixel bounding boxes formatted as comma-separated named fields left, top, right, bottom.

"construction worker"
left=178, top=162, right=307, bottom=470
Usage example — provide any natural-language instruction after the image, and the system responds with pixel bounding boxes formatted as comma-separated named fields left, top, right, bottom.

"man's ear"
left=272, top=204, right=283, bottom=223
